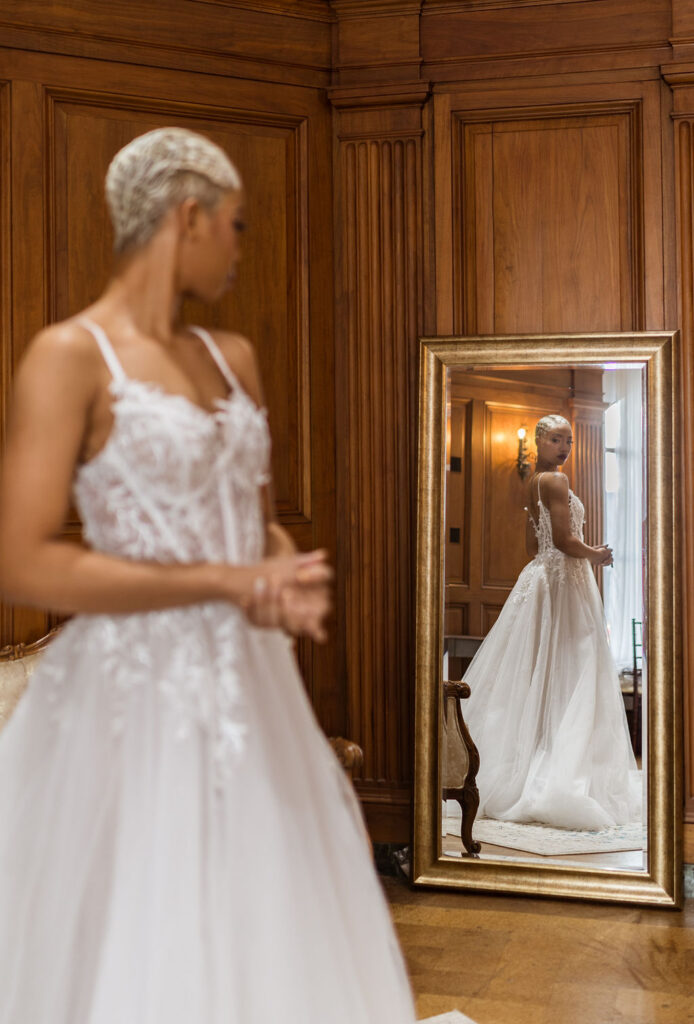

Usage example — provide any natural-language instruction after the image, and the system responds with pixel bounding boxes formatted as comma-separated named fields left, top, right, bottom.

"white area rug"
left=420, top=1013, right=477, bottom=1024
left=444, top=815, right=644, bottom=855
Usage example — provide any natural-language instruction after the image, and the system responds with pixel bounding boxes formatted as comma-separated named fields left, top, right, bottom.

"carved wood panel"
left=455, top=106, right=644, bottom=335
left=671, top=101, right=694, bottom=822
left=336, top=125, right=423, bottom=789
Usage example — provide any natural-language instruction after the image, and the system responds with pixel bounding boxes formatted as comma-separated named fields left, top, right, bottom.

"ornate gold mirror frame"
left=413, top=332, right=682, bottom=906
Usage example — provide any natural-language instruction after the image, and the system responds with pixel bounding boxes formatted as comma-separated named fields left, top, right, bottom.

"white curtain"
left=603, top=368, right=644, bottom=671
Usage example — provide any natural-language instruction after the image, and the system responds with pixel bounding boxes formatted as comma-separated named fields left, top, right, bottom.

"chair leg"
left=458, top=713, right=481, bottom=857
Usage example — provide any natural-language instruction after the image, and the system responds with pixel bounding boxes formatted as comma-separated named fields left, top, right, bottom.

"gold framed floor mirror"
left=413, top=333, right=682, bottom=907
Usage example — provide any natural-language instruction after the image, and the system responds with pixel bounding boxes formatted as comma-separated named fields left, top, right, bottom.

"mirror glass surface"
left=441, top=361, right=647, bottom=873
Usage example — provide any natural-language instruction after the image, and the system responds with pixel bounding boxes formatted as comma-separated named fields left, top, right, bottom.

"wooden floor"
left=383, top=875, right=694, bottom=1024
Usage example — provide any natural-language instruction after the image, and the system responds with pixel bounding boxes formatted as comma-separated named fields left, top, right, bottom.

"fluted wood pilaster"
left=670, top=95, right=694, bottom=823
left=333, top=97, right=426, bottom=822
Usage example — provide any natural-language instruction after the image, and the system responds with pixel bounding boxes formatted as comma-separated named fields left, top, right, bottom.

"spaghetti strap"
left=536, top=471, right=545, bottom=506
left=78, top=317, right=127, bottom=384
left=189, top=325, right=240, bottom=393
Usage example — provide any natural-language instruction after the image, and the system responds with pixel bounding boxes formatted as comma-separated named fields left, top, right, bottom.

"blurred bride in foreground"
left=0, top=127, right=415, bottom=1023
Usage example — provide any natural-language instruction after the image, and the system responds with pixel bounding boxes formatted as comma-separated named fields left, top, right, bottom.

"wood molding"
left=0, top=8, right=331, bottom=89
left=189, top=0, right=333, bottom=20
left=331, top=0, right=423, bottom=17
left=329, top=82, right=431, bottom=110
left=672, top=106, right=694, bottom=817
left=420, top=1, right=671, bottom=67
left=356, top=782, right=412, bottom=842
left=423, top=0, right=599, bottom=9
left=335, top=105, right=425, bottom=788
left=684, top=821, right=694, bottom=861
left=330, top=0, right=425, bottom=88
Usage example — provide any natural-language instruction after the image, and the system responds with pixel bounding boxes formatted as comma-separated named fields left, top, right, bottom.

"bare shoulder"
left=541, top=471, right=570, bottom=500
left=206, top=329, right=264, bottom=404
left=17, top=319, right=103, bottom=398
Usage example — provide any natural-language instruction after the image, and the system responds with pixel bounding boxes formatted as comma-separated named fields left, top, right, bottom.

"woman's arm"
left=542, top=473, right=612, bottom=566
left=0, top=325, right=328, bottom=623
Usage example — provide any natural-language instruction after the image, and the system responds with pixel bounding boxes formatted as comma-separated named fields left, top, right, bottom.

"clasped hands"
left=591, top=544, right=614, bottom=567
left=238, top=549, right=333, bottom=643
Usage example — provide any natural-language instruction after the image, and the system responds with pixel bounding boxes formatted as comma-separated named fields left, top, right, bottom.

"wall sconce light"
left=516, top=427, right=531, bottom=479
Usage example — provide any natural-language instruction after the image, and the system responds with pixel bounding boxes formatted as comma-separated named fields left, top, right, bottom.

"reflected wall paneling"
left=444, top=373, right=584, bottom=638
left=332, top=91, right=427, bottom=838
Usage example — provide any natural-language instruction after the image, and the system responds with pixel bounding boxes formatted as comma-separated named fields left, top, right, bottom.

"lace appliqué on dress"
left=40, top=608, right=247, bottom=787
left=525, top=490, right=591, bottom=590
left=59, top=346, right=273, bottom=788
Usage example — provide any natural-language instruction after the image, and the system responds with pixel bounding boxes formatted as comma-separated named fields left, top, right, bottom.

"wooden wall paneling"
left=5, top=79, right=52, bottom=646
left=435, top=78, right=668, bottom=336
left=483, top=402, right=537, bottom=588
left=666, top=69, right=694, bottom=822
left=481, top=603, right=503, bottom=634
left=421, top=0, right=672, bottom=82
left=0, top=80, right=11, bottom=645
left=465, top=398, right=485, bottom=636
left=443, top=602, right=469, bottom=636
left=0, top=50, right=337, bottom=740
left=331, top=86, right=428, bottom=839
left=330, top=0, right=424, bottom=90
left=454, top=104, right=644, bottom=335
left=444, top=395, right=470, bottom=587
left=0, top=1, right=332, bottom=90
left=672, top=0, right=694, bottom=63
left=444, top=373, right=592, bottom=639
left=433, top=91, right=454, bottom=336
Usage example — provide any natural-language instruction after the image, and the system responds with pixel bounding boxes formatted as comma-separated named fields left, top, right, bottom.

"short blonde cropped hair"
left=105, top=127, right=242, bottom=254
left=535, top=414, right=572, bottom=444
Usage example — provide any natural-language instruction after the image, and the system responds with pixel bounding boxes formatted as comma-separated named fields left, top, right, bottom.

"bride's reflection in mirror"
left=442, top=365, right=646, bottom=870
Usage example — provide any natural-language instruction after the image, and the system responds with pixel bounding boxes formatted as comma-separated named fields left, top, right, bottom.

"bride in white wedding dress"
left=0, top=128, right=415, bottom=1023
left=461, top=415, right=642, bottom=830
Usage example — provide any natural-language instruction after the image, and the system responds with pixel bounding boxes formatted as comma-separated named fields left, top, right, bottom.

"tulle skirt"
left=0, top=607, right=415, bottom=1023
left=461, top=555, right=642, bottom=829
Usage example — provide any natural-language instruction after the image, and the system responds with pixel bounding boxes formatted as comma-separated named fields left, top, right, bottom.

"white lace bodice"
left=512, top=474, right=588, bottom=605
left=532, top=479, right=585, bottom=556
left=47, top=320, right=273, bottom=781
left=73, top=321, right=271, bottom=566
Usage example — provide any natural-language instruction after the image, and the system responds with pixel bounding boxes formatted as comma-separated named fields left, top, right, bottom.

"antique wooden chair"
left=441, top=680, right=481, bottom=857
left=0, top=629, right=59, bottom=730
left=442, top=634, right=483, bottom=857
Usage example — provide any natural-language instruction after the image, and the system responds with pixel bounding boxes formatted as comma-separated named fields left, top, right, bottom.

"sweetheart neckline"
left=77, top=375, right=267, bottom=475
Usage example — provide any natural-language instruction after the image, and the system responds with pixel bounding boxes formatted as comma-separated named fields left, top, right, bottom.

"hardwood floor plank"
left=382, top=877, right=694, bottom=1024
